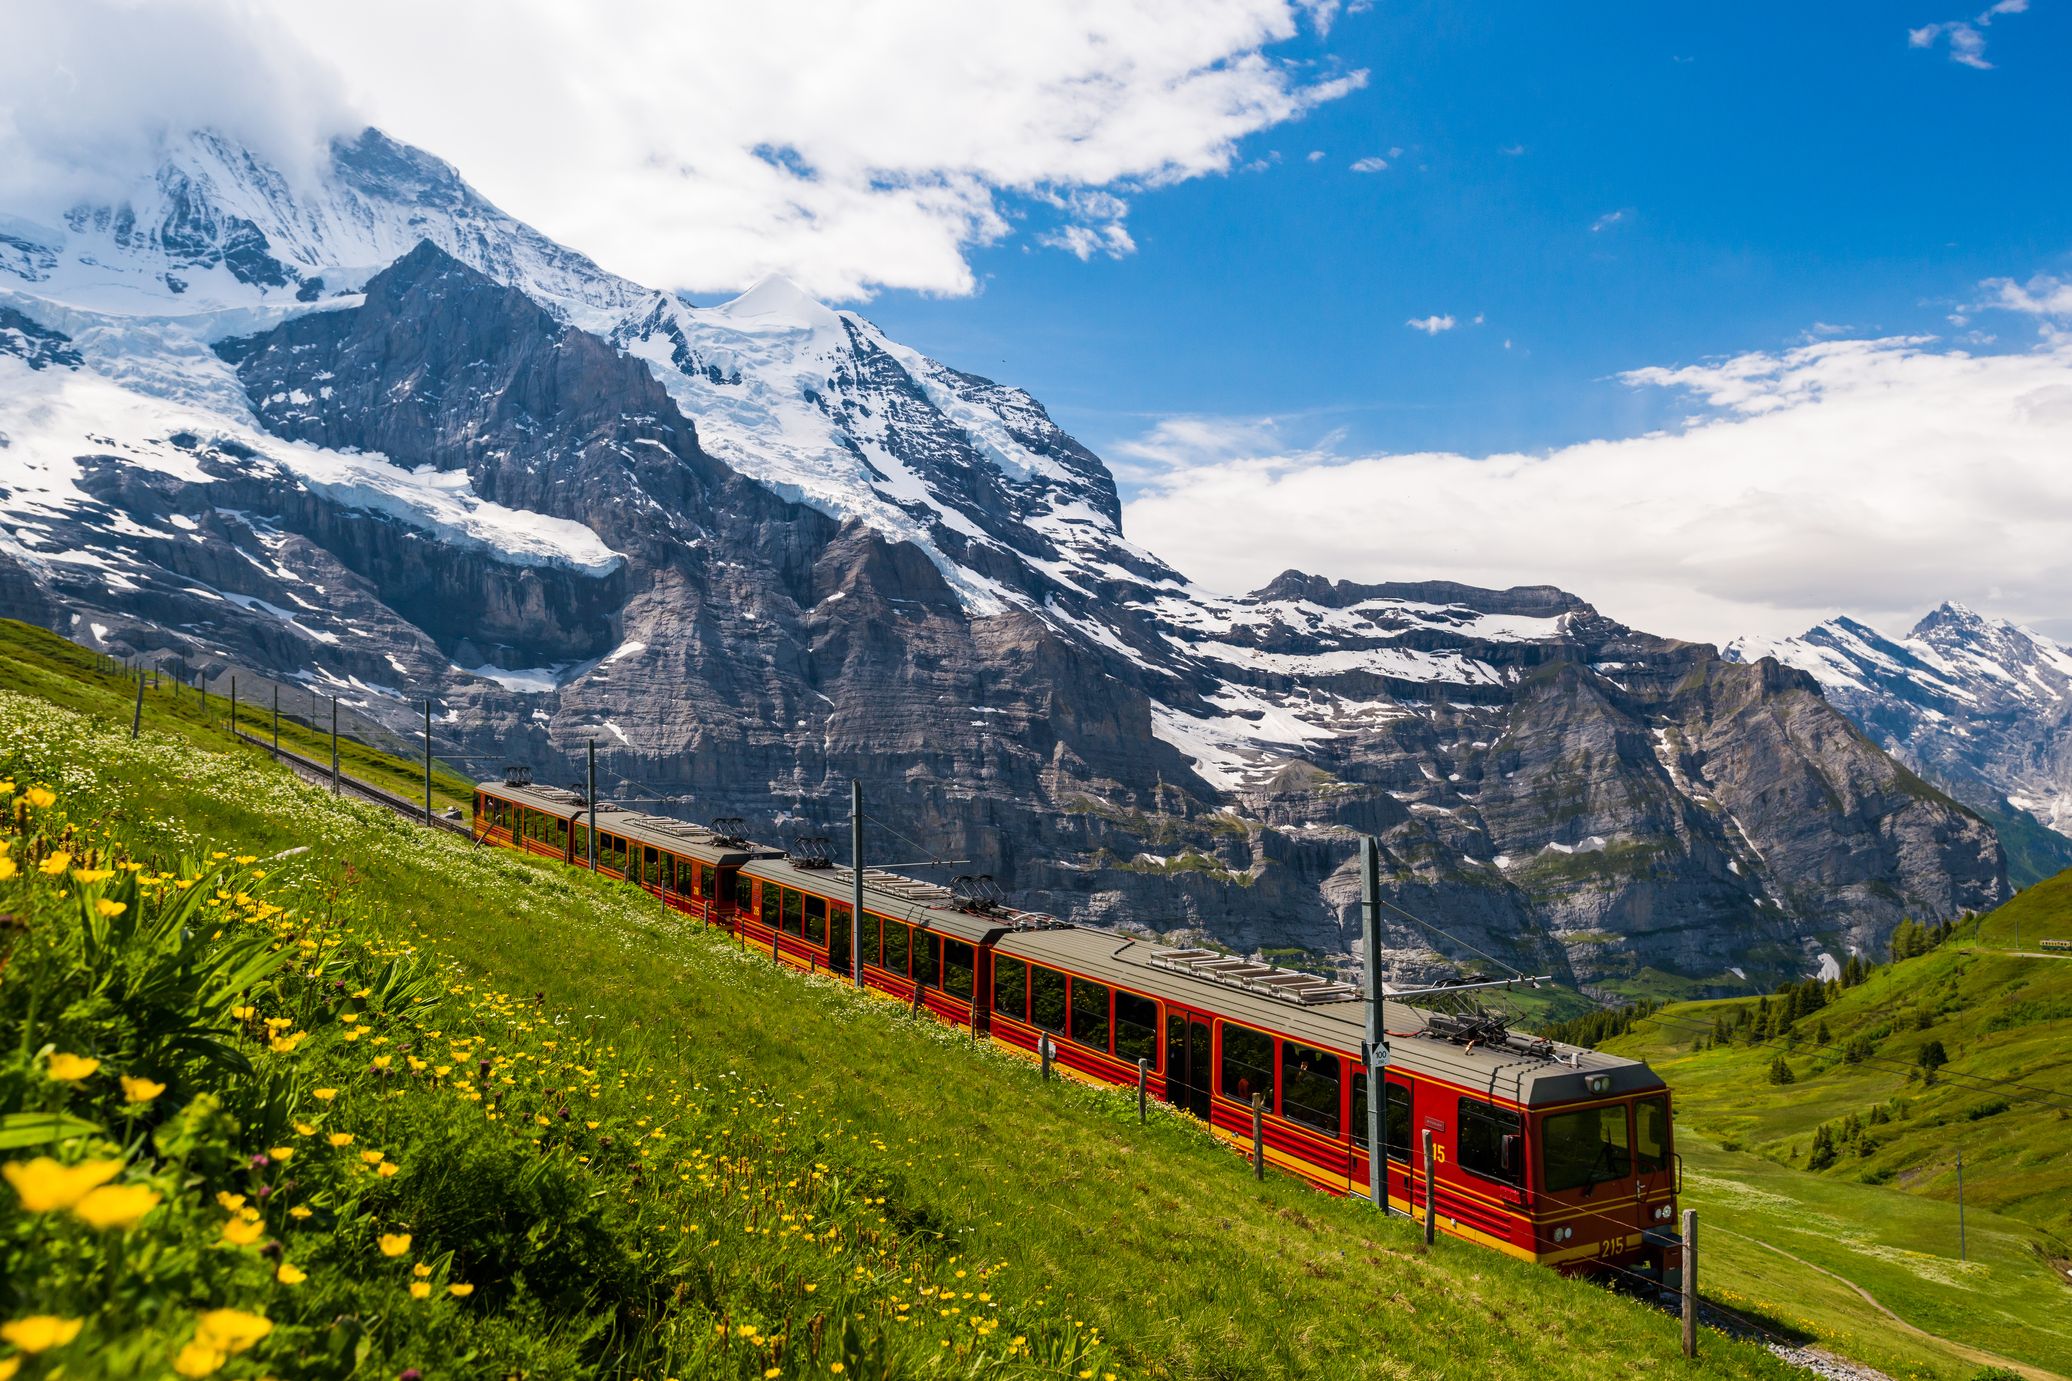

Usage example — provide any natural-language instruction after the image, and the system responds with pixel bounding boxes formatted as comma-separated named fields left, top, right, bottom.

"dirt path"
left=1711, top=1223, right=2066, bottom=1381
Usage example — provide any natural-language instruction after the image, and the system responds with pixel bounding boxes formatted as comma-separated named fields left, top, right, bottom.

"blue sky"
left=864, top=1, right=2069, bottom=469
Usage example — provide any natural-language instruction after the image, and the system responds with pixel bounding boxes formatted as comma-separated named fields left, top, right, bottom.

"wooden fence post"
left=1137, top=1058, right=1149, bottom=1124
left=1681, top=1209, right=1698, bottom=1359
left=1421, top=1130, right=1436, bottom=1245
left=1040, top=1035, right=1052, bottom=1082
left=1252, top=1093, right=1266, bottom=1180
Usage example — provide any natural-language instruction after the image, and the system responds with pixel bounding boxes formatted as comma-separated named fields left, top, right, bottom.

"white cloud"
left=1120, top=332, right=2072, bottom=644
left=1979, top=272, right=2072, bottom=319
left=1306, top=149, right=1326, bottom=162
left=0, top=0, right=1366, bottom=301
left=1350, top=155, right=1390, bottom=173
left=1909, top=0, right=2030, bottom=69
left=1406, top=314, right=1456, bottom=334
left=1499, top=143, right=1527, bottom=156
left=1591, top=209, right=1628, bottom=232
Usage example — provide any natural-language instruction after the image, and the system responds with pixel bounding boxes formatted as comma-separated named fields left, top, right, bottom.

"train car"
left=471, top=776, right=1681, bottom=1284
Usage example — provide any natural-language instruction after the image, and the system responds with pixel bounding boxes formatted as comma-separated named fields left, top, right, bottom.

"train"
left=474, top=776, right=1684, bottom=1285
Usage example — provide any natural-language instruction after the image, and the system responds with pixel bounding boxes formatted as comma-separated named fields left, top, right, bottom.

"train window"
left=864, top=913, right=885, bottom=967
left=760, top=884, right=779, bottom=932
left=1070, top=979, right=1111, bottom=1052
left=1030, top=966, right=1067, bottom=1032
left=942, top=940, right=974, bottom=1000
left=803, top=894, right=826, bottom=945
left=829, top=904, right=850, bottom=971
left=914, top=932, right=939, bottom=988
left=1634, top=1096, right=1670, bottom=1174
left=1280, top=1042, right=1341, bottom=1137
left=669, top=857, right=692, bottom=896
left=1539, top=1103, right=1631, bottom=1192
left=993, top=957, right=1028, bottom=1018
left=882, top=921, right=910, bottom=976
left=781, top=888, right=804, bottom=937
left=1114, top=991, right=1159, bottom=1068
left=1219, top=1024, right=1275, bottom=1107
left=572, top=823, right=587, bottom=859
left=700, top=864, right=717, bottom=901
left=735, top=874, right=754, bottom=912
left=653, top=849, right=670, bottom=889
left=549, top=817, right=567, bottom=851
left=1458, top=1098, right=1525, bottom=1187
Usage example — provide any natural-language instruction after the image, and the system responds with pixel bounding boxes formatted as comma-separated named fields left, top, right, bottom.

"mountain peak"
left=710, top=273, right=841, bottom=332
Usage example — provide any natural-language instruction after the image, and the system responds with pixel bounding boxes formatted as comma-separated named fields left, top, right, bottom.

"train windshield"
left=1634, top=1095, right=1672, bottom=1174
left=1540, top=1103, right=1632, bottom=1193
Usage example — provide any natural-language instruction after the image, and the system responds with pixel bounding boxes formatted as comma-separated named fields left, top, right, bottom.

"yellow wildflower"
left=3, top=1157, right=122, bottom=1211
left=311, top=1088, right=338, bottom=1102
left=216, top=1192, right=246, bottom=1212
left=171, top=1342, right=223, bottom=1378
left=409, top=1281, right=432, bottom=1300
left=73, top=1184, right=161, bottom=1230
left=448, top=1283, right=474, bottom=1298
left=293, top=1122, right=316, bottom=1136
left=268, top=1032, right=306, bottom=1054
left=193, top=1308, right=272, bottom=1354
left=376, top=1161, right=399, bottom=1178
left=75, top=868, right=116, bottom=884
left=37, top=851, right=72, bottom=875
left=0, top=1356, right=17, bottom=1381
left=289, top=1206, right=313, bottom=1220
left=221, top=1217, right=265, bottom=1246
left=92, top=897, right=126, bottom=918
left=370, top=1054, right=392, bottom=1070
left=0, top=856, right=14, bottom=881
left=378, top=1232, right=411, bottom=1257
left=120, top=1075, right=166, bottom=1103
left=230, top=1005, right=255, bottom=1021
left=341, top=1030, right=363, bottom=1042
left=1, top=1315, right=83, bottom=1352
left=276, top=1263, right=307, bottom=1285
left=268, top=1146, right=294, bottom=1163
left=45, top=1052, right=99, bottom=1081
left=328, top=1133, right=354, bottom=1148
left=23, top=787, right=55, bottom=809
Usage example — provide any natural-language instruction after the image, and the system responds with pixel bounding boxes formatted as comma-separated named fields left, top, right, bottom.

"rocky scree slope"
left=0, top=127, right=2007, bottom=990
left=1730, top=604, right=2072, bottom=887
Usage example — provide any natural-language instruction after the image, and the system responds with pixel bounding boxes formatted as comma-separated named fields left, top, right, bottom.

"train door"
left=1164, top=1012, right=1212, bottom=1119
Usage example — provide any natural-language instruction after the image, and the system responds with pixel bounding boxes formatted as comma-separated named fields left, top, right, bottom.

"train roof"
left=480, top=779, right=1662, bottom=1108
left=994, top=927, right=1660, bottom=1108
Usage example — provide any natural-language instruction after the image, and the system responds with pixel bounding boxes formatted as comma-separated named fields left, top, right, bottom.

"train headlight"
left=1585, top=1074, right=1612, bottom=1094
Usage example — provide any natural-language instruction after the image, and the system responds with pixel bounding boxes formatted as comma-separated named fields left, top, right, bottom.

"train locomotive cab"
left=1520, top=1072, right=1681, bottom=1285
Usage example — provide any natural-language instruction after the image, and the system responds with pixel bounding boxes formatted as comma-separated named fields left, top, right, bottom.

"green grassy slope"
left=5, top=627, right=478, bottom=814
left=1595, top=883, right=2072, bottom=1378
left=0, top=619, right=1803, bottom=1379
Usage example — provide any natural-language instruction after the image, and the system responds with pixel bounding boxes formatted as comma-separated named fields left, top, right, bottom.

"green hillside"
left=1590, top=883, right=2072, bottom=1378
left=0, top=618, right=1806, bottom=1379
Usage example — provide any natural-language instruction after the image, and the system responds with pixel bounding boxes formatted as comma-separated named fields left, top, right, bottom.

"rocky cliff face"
left=0, top=127, right=2009, bottom=989
left=1729, top=606, right=2072, bottom=886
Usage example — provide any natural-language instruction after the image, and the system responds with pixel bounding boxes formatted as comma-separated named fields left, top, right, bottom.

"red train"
left=475, top=778, right=1683, bottom=1284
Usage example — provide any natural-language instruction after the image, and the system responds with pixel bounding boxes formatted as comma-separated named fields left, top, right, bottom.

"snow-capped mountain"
left=1729, top=604, right=2072, bottom=885
left=0, top=126, right=2008, bottom=986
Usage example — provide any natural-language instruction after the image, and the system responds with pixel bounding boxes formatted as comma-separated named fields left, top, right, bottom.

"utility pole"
left=230, top=677, right=237, bottom=737
left=271, top=685, right=279, bottom=757
left=423, top=697, right=433, bottom=825
left=1362, top=835, right=1390, bottom=1215
left=1681, top=1209, right=1698, bottom=1359
left=329, top=697, right=339, bottom=794
left=131, top=674, right=144, bottom=739
left=1957, top=1148, right=1967, bottom=1261
left=586, top=742, right=598, bottom=869
left=850, top=778, right=865, bottom=988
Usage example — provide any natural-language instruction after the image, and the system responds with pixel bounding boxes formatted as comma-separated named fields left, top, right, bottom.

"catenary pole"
left=1957, top=1148, right=1967, bottom=1261
left=850, top=778, right=865, bottom=987
left=271, top=685, right=279, bottom=757
left=131, top=673, right=144, bottom=739
left=587, top=742, right=598, bottom=869
left=329, top=697, right=339, bottom=793
left=230, top=676, right=237, bottom=737
left=423, top=697, right=433, bottom=824
left=1363, top=835, right=1390, bottom=1215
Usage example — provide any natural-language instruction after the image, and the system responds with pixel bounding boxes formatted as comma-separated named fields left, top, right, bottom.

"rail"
left=233, top=730, right=473, bottom=837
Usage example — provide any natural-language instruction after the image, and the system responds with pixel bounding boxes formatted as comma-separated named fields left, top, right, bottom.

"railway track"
left=233, top=730, right=472, bottom=837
